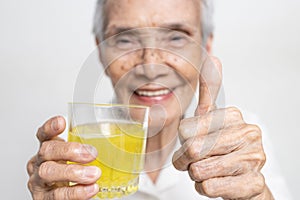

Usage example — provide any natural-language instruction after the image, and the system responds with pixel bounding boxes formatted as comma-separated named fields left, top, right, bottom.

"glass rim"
left=68, top=102, right=149, bottom=110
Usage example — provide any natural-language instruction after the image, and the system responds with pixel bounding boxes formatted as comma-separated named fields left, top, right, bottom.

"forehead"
left=103, top=0, right=201, bottom=36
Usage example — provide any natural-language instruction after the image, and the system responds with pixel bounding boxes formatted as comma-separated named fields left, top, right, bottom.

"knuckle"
left=260, top=151, right=266, bottom=164
left=200, top=114, right=211, bottom=130
left=51, top=188, right=60, bottom=200
left=252, top=172, right=265, bottom=194
left=38, top=161, right=55, bottom=180
left=26, top=161, right=31, bottom=173
left=253, top=151, right=266, bottom=162
left=39, top=140, right=65, bottom=161
left=251, top=152, right=266, bottom=170
left=213, top=159, right=225, bottom=173
left=185, top=141, right=198, bottom=160
left=26, top=157, right=35, bottom=175
left=64, top=164, right=78, bottom=179
left=67, top=142, right=82, bottom=155
left=38, top=141, right=52, bottom=160
left=172, top=150, right=181, bottom=165
left=65, top=187, right=75, bottom=199
left=27, top=178, right=33, bottom=192
left=231, top=164, right=244, bottom=175
left=189, top=163, right=202, bottom=181
left=173, top=153, right=185, bottom=171
left=201, top=180, right=214, bottom=197
left=247, top=130, right=260, bottom=142
left=32, top=193, right=44, bottom=200
left=189, top=159, right=217, bottom=181
left=227, top=106, right=243, bottom=120
left=248, top=124, right=262, bottom=135
left=28, top=174, right=44, bottom=199
left=55, top=186, right=83, bottom=200
left=202, top=118, right=211, bottom=132
left=243, top=124, right=262, bottom=142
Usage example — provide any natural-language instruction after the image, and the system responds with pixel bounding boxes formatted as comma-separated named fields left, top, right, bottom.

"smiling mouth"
left=134, top=89, right=172, bottom=97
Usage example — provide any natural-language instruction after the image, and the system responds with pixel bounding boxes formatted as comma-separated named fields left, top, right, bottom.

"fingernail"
left=51, top=118, right=58, bottom=131
left=82, top=144, right=98, bottom=158
left=84, top=184, right=98, bottom=194
left=83, top=166, right=101, bottom=178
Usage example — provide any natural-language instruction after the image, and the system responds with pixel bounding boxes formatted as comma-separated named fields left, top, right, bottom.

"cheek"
left=107, top=53, right=141, bottom=85
left=106, top=49, right=199, bottom=91
left=165, top=53, right=199, bottom=90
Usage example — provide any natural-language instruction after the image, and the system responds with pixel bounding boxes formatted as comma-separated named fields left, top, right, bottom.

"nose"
left=134, top=48, right=170, bottom=80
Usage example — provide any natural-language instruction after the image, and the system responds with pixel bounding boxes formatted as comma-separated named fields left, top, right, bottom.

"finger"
left=38, top=161, right=101, bottom=185
left=46, top=184, right=99, bottom=200
left=179, top=107, right=244, bottom=143
left=173, top=123, right=262, bottom=171
left=38, top=140, right=98, bottom=164
left=188, top=150, right=266, bottom=182
left=196, top=56, right=222, bottom=115
left=27, top=155, right=38, bottom=176
left=195, top=172, right=265, bottom=199
left=36, top=116, right=66, bottom=143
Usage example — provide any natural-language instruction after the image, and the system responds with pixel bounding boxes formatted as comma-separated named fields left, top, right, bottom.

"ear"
left=95, top=37, right=110, bottom=76
left=205, top=33, right=214, bottom=55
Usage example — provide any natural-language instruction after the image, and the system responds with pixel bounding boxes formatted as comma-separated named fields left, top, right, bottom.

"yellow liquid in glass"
left=68, top=121, right=147, bottom=199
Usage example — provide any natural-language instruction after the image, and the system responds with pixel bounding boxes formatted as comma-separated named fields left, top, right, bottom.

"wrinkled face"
left=98, top=0, right=204, bottom=132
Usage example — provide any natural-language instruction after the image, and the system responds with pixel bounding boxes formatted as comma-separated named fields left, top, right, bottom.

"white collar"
left=138, top=138, right=182, bottom=195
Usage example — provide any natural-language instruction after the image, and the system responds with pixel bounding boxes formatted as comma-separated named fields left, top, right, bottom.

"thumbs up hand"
left=172, top=57, right=273, bottom=199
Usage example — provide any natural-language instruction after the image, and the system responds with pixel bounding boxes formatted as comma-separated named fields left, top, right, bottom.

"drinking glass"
left=68, top=103, right=149, bottom=199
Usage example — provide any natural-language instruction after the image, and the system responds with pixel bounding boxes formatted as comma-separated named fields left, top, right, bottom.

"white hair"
left=93, top=0, right=214, bottom=44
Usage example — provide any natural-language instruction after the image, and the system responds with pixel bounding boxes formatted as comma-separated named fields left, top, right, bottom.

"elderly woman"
left=27, top=0, right=290, bottom=199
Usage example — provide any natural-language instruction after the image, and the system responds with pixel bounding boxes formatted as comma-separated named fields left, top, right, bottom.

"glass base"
left=92, top=178, right=139, bottom=199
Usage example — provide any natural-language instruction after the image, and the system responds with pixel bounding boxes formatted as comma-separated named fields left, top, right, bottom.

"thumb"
left=195, top=56, right=222, bottom=116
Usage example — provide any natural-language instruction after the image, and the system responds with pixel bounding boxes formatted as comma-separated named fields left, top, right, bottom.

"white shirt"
left=121, top=140, right=219, bottom=200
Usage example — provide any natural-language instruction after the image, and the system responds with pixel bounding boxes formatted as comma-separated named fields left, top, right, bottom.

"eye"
left=171, top=36, right=184, bottom=41
left=117, top=39, right=131, bottom=44
left=114, top=36, right=138, bottom=50
left=116, top=38, right=132, bottom=49
left=168, top=33, right=188, bottom=48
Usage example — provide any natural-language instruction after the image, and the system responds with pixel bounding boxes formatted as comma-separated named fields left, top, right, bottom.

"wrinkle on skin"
left=97, top=0, right=205, bottom=182
left=103, top=0, right=202, bottom=42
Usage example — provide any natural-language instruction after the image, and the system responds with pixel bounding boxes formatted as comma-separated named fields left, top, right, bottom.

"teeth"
left=136, top=89, right=171, bottom=97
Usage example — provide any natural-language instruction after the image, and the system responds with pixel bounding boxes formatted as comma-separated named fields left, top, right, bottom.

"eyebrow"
left=104, top=22, right=197, bottom=38
left=104, top=27, right=135, bottom=38
left=160, top=22, right=197, bottom=34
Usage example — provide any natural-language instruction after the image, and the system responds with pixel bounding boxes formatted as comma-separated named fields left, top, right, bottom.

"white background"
left=0, top=0, right=299, bottom=199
